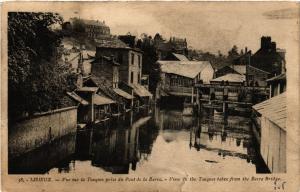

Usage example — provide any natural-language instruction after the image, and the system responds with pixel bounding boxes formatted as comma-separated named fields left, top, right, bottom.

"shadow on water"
left=9, top=106, right=269, bottom=174
left=8, top=133, right=77, bottom=174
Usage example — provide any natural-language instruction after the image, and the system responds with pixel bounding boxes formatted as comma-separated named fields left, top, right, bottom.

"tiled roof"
left=267, top=73, right=286, bottom=82
left=253, top=92, right=286, bottom=130
left=172, top=53, right=189, bottom=61
left=90, top=75, right=123, bottom=103
left=158, top=60, right=210, bottom=79
left=67, top=92, right=89, bottom=105
left=211, top=73, right=245, bottom=83
left=113, top=88, right=134, bottom=100
left=95, top=36, right=130, bottom=49
left=94, top=94, right=116, bottom=105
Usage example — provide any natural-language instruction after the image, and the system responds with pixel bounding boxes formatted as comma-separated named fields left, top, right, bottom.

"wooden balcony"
left=165, top=86, right=193, bottom=96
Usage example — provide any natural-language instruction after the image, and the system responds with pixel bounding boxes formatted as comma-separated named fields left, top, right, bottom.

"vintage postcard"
left=1, top=1, right=299, bottom=192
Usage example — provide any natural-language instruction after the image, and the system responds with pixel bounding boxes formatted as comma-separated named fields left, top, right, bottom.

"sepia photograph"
left=2, top=1, right=300, bottom=192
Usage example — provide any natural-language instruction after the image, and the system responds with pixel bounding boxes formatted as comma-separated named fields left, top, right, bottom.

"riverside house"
left=157, top=60, right=214, bottom=104
left=252, top=70, right=287, bottom=173
left=95, top=36, right=152, bottom=108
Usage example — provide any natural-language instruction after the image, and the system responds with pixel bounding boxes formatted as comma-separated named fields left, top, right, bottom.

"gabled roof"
left=113, top=88, right=134, bottom=100
left=266, top=73, right=286, bottom=82
left=158, top=60, right=211, bottom=79
left=89, top=75, right=124, bottom=103
left=172, top=53, right=189, bottom=61
left=76, top=86, right=98, bottom=92
left=95, top=36, right=143, bottom=53
left=231, top=65, right=246, bottom=75
left=67, top=92, right=89, bottom=105
left=131, top=84, right=152, bottom=98
left=94, top=94, right=116, bottom=105
left=248, top=65, right=270, bottom=74
left=211, top=73, right=245, bottom=83
left=95, top=37, right=129, bottom=49
left=253, top=92, right=286, bottom=130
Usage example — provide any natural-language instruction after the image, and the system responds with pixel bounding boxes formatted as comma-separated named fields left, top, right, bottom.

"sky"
left=57, top=2, right=299, bottom=56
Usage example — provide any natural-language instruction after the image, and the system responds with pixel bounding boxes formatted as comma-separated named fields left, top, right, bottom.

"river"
left=9, top=106, right=269, bottom=175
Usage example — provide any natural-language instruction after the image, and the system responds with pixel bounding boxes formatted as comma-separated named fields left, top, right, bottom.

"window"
left=248, top=75, right=254, bottom=81
left=131, top=53, right=134, bottom=65
left=131, top=72, right=134, bottom=84
left=138, top=55, right=141, bottom=67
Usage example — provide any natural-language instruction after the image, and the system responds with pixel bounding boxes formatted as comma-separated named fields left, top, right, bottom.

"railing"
left=166, top=86, right=193, bottom=94
left=195, top=83, right=270, bottom=92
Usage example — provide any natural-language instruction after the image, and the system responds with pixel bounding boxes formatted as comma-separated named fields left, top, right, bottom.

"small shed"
left=252, top=92, right=286, bottom=173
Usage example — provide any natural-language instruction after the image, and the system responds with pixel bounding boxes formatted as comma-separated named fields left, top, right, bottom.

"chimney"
left=271, top=42, right=276, bottom=51
left=78, top=52, right=84, bottom=74
left=261, top=36, right=272, bottom=49
left=245, top=47, right=248, bottom=53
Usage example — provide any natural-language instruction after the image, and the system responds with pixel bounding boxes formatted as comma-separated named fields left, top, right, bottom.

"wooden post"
left=191, top=87, right=194, bottom=104
left=91, top=94, right=94, bottom=122
left=131, top=89, right=134, bottom=109
left=196, top=88, right=200, bottom=114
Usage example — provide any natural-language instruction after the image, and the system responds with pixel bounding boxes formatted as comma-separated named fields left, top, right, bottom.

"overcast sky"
left=58, top=2, right=298, bottom=56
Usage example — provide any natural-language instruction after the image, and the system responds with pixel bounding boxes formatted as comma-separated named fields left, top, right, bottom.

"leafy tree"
left=227, top=45, right=240, bottom=61
left=71, top=17, right=85, bottom=34
left=136, top=34, right=159, bottom=93
left=8, top=12, right=76, bottom=120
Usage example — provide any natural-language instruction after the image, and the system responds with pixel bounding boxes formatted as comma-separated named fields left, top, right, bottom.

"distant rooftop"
left=211, top=73, right=245, bottom=83
left=172, top=53, right=189, bottom=61
left=70, top=18, right=108, bottom=27
left=231, top=65, right=246, bottom=75
left=95, top=36, right=142, bottom=52
left=158, top=60, right=210, bottom=79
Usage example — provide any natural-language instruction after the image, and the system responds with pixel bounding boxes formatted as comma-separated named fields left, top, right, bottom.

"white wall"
left=260, top=116, right=286, bottom=173
left=200, top=64, right=214, bottom=84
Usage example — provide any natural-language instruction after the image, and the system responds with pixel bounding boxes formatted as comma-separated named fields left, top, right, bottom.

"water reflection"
left=9, top=133, right=76, bottom=174
left=73, top=109, right=159, bottom=174
left=9, top=107, right=269, bottom=175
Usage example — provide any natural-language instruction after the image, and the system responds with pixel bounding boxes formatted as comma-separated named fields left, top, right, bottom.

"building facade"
left=84, top=20, right=110, bottom=38
left=95, top=36, right=152, bottom=107
left=251, top=36, right=285, bottom=76
left=246, top=65, right=270, bottom=87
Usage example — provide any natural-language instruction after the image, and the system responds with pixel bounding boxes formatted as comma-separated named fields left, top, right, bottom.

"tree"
left=8, top=12, right=76, bottom=120
left=137, top=34, right=159, bottom=93
left=71, top=17, right=85, bottom=34
left=227, top=45, right=240, bottom=61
